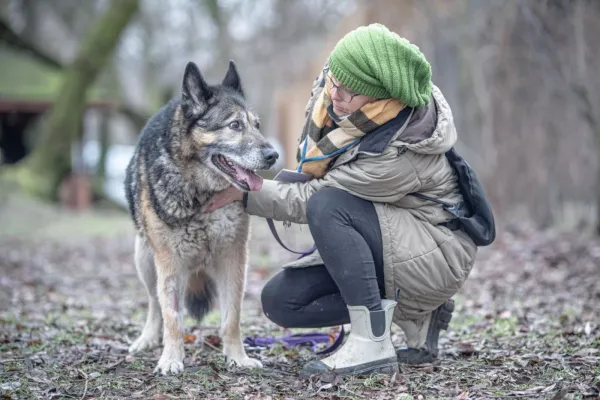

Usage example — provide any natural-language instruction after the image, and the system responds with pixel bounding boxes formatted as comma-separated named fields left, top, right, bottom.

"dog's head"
left=180, top=61, right=278, bottom=191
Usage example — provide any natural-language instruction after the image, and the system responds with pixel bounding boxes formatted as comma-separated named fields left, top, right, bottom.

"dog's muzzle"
left=262, top=146, right=279, bottom=168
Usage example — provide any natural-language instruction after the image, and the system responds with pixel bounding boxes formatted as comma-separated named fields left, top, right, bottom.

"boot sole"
left=301, top=357, right=399, bottom=377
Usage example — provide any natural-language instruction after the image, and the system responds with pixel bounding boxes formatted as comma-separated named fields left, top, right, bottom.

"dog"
left=124, top=60, right=278, bottom=375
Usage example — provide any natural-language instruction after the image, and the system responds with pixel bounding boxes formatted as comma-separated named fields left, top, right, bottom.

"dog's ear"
left=222, top=60, right=244, bottom=97
left=182, top=61, right=211, bottom=119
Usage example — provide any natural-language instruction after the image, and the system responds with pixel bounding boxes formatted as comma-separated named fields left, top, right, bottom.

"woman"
left=207, top=23, right=479, bottom=376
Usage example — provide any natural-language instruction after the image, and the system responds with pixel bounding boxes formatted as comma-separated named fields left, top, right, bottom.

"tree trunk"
left=203, top=0, right=233, bottom=77
left=16, top=0, right=139, bottom=199
left=94, top=109, right=111, bottom=194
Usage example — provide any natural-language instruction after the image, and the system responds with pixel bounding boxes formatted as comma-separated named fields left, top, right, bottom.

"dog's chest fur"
left=139, top=177, right=249, bottom=270
left=162, top=204, right=248, bottom=268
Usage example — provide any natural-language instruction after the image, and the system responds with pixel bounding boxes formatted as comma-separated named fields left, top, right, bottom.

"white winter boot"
left=301, top=299, right=399, bottom=376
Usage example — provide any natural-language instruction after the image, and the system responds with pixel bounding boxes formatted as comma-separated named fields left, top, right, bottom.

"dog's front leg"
left=154, top=252, right=188, bottom=375
left=212, top=249, right=262, bottom=369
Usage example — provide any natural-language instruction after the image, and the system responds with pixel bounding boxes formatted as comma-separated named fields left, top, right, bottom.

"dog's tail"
left=185, top=271, right=216, bottom=322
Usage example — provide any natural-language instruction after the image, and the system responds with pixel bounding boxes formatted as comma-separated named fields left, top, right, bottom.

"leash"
left=255, top=134, right=359, bottom=352
left=244, top=326, right=345, bottom=355
left=264, top=134, right=361, bottom=259
left=266, top=218, right=317, bottom=258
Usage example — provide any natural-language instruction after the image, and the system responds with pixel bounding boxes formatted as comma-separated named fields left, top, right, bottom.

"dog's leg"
left=129, top=234, right=162, bottom=353
left=154, top=251, right=188, bottom=375
left=211, top=245, right=263, bottom=368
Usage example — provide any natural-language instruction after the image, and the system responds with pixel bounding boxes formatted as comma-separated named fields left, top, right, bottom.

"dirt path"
left=0, top=214, right=598, bottom=399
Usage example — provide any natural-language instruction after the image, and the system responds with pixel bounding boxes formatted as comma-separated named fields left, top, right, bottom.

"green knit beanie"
left=328, top=23, right=432, bottom=107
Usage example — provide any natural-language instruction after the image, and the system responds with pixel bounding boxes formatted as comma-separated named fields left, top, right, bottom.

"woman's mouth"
left=333, top=104, right=347, bottom=114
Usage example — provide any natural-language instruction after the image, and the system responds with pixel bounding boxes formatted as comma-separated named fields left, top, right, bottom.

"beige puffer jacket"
left=245, top=84, right=478, bottom=325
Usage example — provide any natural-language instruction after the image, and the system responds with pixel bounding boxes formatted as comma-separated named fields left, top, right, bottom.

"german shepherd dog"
left=124, top=60, right=278, bottom=375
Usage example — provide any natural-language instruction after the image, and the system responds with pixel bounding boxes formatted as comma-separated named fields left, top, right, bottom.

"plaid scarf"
left=297, top=72, right=406, bottom=178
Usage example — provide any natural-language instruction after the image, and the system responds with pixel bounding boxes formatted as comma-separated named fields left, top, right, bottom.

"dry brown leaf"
left=183, top=334, right=196, bottom=344
left=458, top=341, right=476, bottom=356
left=205, top=334, right=222, bottom=347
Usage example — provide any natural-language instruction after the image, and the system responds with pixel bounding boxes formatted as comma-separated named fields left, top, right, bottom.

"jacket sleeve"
left=245, top=147, right=422, bottom=224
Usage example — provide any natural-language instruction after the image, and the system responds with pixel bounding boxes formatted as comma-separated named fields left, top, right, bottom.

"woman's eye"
left=229, top=121, right=241, bottom=130
left=255, top=121, right=260, bottom=129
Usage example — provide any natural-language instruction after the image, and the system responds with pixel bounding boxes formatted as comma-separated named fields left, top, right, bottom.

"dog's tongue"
left=234, top=165, right=262, bottom=191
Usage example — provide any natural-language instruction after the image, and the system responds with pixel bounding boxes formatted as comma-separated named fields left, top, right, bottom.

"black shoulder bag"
left=409, top=147, right=496, bottom=246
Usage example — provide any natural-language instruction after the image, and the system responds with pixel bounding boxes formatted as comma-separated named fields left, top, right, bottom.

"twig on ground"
left=78, top=369, right=89, bottom=400
left=103, top=358, right=124, bottom=373
left=203, top=339, right=221, bottom=352
left=341, top=384, right=362, bottom=398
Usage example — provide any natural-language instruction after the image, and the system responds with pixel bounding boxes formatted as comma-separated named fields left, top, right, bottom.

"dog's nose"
left=262, top=147, right=279, bottom=166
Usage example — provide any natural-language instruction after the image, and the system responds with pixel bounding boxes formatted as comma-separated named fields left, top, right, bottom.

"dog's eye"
left=229, top=121, right=242, bottom=130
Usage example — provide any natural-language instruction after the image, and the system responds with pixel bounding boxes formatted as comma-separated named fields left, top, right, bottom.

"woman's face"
left=328, top=74, right=377, bottom=116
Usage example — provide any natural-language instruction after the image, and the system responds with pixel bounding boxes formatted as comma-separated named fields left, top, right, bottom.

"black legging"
left=261, top=187, right=386, bottom=328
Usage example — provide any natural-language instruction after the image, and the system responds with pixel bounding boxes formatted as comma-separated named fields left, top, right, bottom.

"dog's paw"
left=154, top=356, right=184, bottom=375
left=129, top=334, right=160, bottom=354
left=154, top=346, right=185, bottom=375
left=228, top=356, right=263, bottom=369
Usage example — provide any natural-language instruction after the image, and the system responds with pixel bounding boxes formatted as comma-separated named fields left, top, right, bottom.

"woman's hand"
left=205, top=186, right=245, bottom=212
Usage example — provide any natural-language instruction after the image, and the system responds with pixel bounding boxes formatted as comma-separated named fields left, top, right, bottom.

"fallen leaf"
left=184, top=334, right=196, bottom=344
left=388, top=371, right=397, bottom=386
left=542, top=383, right=557, bottom=393
left=317, top=383, right=332, bottom=392
left=319, top=371, right=339, bottom=384
left=458, top=341, right=476, bottom=356
left=205, top=334, right=222, bottom=347
left=584, top=321, right=593, bottom=336
left=519, top=325, right=530, bottom=333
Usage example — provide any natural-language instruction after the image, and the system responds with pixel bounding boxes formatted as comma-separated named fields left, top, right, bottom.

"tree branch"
left=0, top=17, right=64, bottom=69
left=0, top=16, right=149, bottom=131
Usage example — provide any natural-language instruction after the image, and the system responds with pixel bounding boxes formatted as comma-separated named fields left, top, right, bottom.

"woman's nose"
left=330, top=86, right=342, bottom=101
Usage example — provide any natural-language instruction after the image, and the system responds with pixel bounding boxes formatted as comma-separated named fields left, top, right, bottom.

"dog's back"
left=124, top=100, right=177, bottom=231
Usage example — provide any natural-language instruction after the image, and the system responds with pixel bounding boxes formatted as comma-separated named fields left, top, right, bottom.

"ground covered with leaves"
left=0, top=198, right=599, bottom=399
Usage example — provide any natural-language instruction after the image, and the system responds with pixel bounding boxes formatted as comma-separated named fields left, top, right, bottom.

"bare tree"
left=6, top=0, right=140, bottom=199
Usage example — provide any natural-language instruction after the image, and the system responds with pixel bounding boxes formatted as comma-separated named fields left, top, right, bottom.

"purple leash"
left=261, top=219, right=345, bottom=355
left=244, top=326, right=345, bottom=355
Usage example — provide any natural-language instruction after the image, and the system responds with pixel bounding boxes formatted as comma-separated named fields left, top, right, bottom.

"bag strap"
left=408, top=192, right=459, bottom=214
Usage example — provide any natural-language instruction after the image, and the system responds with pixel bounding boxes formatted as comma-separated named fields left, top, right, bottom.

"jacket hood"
left=393, top=85, right=457, bottom=154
